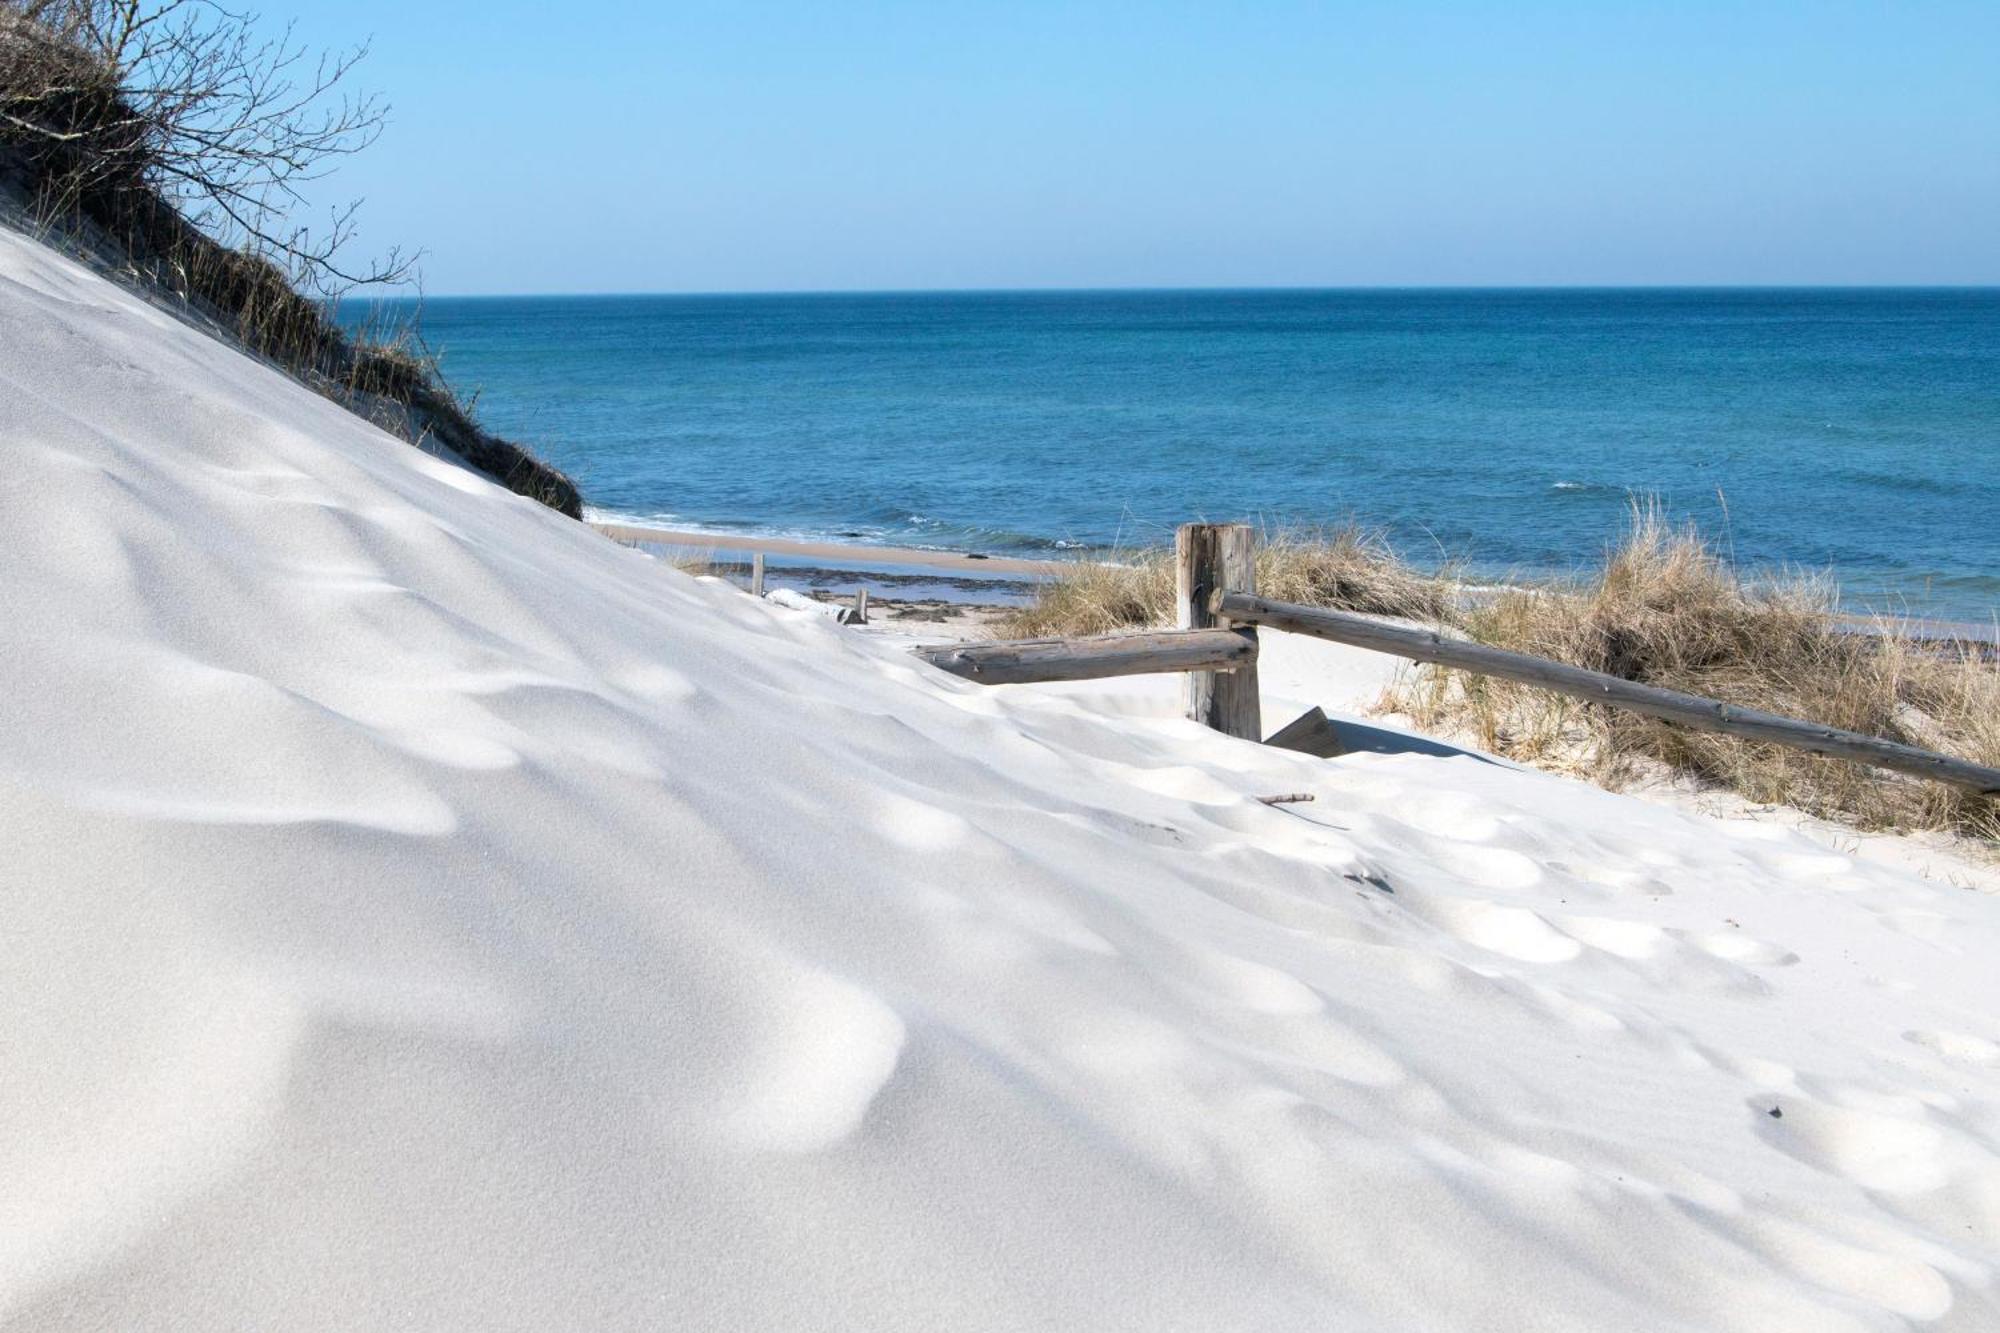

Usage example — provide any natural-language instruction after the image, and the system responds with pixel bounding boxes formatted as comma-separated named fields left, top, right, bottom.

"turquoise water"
left=354, top=289, right=2000, bottom=622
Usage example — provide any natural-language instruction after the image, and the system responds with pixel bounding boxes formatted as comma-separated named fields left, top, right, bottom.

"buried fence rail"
left=1216, top=591, right=2000, bottom=795
left=913, top=524, right=1262, bottom=728
left=917, top=627, right=1256, bottom=686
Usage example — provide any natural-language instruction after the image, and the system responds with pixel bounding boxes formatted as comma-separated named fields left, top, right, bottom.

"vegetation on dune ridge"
left=1006, top=513, right=1998, bottom=842
left=0, top=1, right=580, bottom=517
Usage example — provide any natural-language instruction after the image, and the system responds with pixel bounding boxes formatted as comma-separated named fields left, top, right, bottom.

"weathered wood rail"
left=1217, top=592, right=2000, bottom=795
left=918, top=628, right=1255, bottom=686
left=901, top=522, right=2000, bottom=798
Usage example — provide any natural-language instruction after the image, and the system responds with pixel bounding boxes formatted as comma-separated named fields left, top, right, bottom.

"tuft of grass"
left=1256, top=527, right=1460, bottom=623
left=999, top=524, right=1458, bottom=638
left=1384, top=505, right=1999, bottom=840
left=667, top=550, right=723, bottom=577
left=997, top=554, right=1175, bottom=638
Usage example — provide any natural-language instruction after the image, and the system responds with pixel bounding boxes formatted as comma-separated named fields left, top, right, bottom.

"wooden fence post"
left=750, top=552, right=766, bottom=598
left=1176, top=523, right=1261, bottom=740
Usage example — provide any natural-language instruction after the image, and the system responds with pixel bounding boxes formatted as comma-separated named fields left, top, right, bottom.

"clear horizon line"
left=359, top=281, right=2000, bottom=302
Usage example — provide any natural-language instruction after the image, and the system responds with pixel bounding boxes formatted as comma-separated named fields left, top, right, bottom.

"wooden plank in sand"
left=916, top=629, right=1256, bottom=686
left=1218, top=592, right=2000, bottom=795
left=1177, top=523, right=1262, bottom=741
left=1264, top=706, right=1347, bottom=758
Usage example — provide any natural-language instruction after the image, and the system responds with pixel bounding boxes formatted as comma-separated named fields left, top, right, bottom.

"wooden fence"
left=915, top=523, right=2000, bottom=797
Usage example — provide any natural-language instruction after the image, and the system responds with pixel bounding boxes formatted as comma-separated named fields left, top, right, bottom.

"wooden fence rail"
left=1217, top=591, right=2000, bottom=795
left=917, top=628, right=1256, bottom=686
left=895, top=522, right=1998, bottom=797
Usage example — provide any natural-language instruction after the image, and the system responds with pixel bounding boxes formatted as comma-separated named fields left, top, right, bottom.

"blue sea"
left=352, top=289, right=2000, bottom=623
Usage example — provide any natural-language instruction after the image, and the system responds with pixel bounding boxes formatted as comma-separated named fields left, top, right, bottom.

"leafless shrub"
left=2, top=0, right=405, bottom=290
left=0, top=2, right=584, bottom=517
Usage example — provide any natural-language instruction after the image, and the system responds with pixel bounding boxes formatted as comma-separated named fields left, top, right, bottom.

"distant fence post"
left=1176, top=523, right=1261, bottom=740
left=750, top=552, right=766, bottom=598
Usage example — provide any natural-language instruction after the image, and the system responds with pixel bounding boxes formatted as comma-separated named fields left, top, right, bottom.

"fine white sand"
left=4, top=222, right=1999, bottom=1332
left=880, top=622, right=2000, bottom=896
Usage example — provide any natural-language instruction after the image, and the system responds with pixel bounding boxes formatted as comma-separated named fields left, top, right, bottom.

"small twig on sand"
left=1256, top=793, right=1315, bottom=806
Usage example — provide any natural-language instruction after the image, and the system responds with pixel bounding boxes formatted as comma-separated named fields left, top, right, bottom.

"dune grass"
left=998, top=525, right=1459, bottom=638
left=1384, top=508, right=1999, bottom=840
left=1003, top=513, right=1997, bottom=841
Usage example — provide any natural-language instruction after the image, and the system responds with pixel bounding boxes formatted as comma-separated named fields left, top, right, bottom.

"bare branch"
left=1, top=0, right=406, bottom=292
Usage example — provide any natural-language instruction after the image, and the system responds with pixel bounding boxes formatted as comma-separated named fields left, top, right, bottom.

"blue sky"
left=261, top=1, right=1999, bottom=293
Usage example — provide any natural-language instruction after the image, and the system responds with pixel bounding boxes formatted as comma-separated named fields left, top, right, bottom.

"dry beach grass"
left=1385, top=509, right=2000, bottom=840
left=1006, top=512, right=1999, bottom=841
left=998, top=524, right=1457, bottom=638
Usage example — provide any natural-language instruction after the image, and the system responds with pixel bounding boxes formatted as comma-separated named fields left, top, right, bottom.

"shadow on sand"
left=1324, top=717, right=1511, bottom=767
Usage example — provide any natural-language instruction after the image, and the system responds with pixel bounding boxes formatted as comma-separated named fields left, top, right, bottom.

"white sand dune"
left=3, top=224, right=1998, bottom=1332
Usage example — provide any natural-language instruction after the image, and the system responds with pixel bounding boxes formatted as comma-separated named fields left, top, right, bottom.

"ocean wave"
left=1830, top=469, right=1993, bottom=500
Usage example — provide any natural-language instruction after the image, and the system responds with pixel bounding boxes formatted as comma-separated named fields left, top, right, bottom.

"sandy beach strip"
left=597, top=521, right=2000, bottom=649
left=592, top=519, right=1079, bottom=576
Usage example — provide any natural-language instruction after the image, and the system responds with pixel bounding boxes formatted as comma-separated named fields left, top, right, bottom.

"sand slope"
left=2, top=225, right=1997, bottom=1332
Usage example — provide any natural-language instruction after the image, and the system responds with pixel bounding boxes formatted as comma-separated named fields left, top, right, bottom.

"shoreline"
left=596, top=519, right=1999, bottom=645
left=592, top=520, right=1078, bottom=578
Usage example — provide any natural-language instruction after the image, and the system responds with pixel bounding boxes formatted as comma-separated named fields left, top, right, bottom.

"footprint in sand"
left=1709, top=1209, right=1953, bottom=1320
left=1381, top=790, right=1502, bottom=842
left=1750, top=1095, right=1948, bottom=1194
left=1902, top=1029, right=2000, bottom=1065
left=1419, top=840, right=1543, bottom=892
left=1681, top=928, right=1799, bottom=967
left=1877, top=910, right=1955, bottom=945
left=876, top=792, right=974, bottom=851
left=1555, top=914, right=1666, bottom=960
left=1418, top=898, right=1580, bottom=963
left=610, top=662, right=704, bottom=704
left=1182, top=949, right=1324, bottom=1016
left=713, top=968, right=906, bottom=1154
